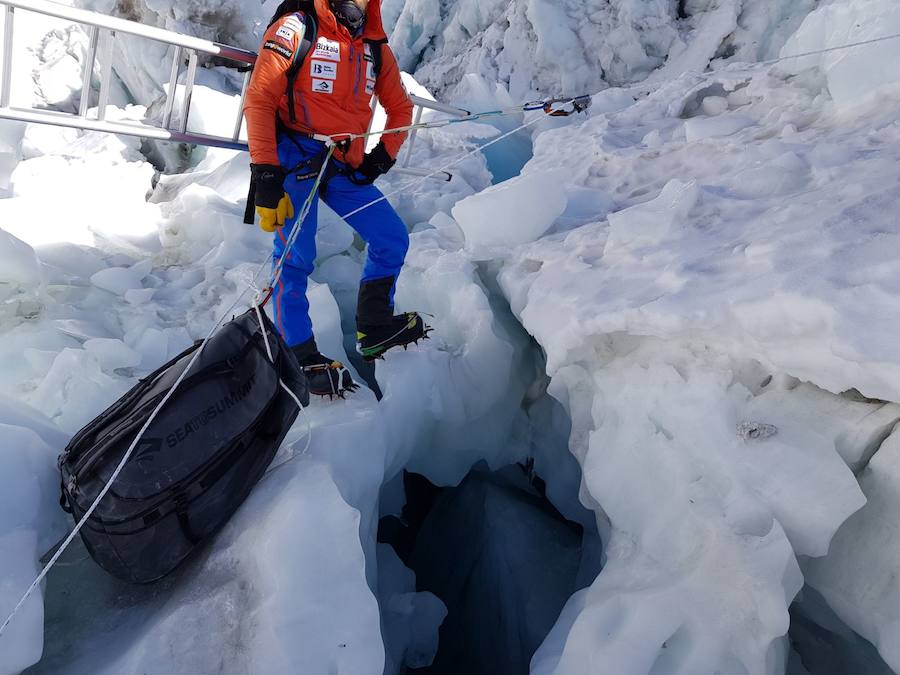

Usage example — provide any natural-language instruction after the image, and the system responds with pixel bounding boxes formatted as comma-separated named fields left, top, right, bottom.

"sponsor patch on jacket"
left=312, top=78, right=334, bottom=94
left=365, top=80, right=375, bottom=95
left=310, top=60, right=337, bottom=80
left=276, top=25, right=295, bottom=41
left=366, top=60, right=376, bottom=81
left=264, top=40, right=294, bottom=60
left=313, top=37, right=341, bottom=61
left=283, top=14, right=305, bottom=32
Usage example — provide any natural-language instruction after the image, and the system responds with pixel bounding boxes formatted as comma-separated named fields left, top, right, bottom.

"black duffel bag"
left=58, top=308, right=309, bottom=583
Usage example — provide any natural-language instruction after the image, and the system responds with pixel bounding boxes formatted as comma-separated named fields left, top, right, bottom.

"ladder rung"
left=161, top=45, right=182, bottom=128
left=403, top=105, right=424, bottom=167
left=232, top=69, right=250, bottom=142
left=96, top=29, right=114, bottom=121
left=179, top=49, right=197, bottom=134
left=79, top=24, right=99, bottom=117
left=1, top=5, right=14, bottom=108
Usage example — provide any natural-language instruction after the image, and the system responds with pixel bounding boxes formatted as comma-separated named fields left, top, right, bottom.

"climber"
left=244, top=0, right=430, bottom=398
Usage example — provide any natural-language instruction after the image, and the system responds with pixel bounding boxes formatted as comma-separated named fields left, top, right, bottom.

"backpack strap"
left=363, top=38, right=388, bottom=78
left=285, top=11, right=318, bottom=124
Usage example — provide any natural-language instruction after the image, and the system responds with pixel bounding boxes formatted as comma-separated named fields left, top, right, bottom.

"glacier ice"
left=780, top=0, right=900, bottom=109
left=803, top=428, right=900, bottom=672
left=0, top=422, right=68, bottom=675
left=5, top=0, right=900, bottom=673
left=451, top=171, right=568, bottom=250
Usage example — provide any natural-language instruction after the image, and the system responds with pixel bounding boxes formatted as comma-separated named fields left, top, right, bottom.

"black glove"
left=352, top=142, right=396, bottom=185
left=251, top=164, right=287, bottom=208
left=250, top=164, right=293, bottom=232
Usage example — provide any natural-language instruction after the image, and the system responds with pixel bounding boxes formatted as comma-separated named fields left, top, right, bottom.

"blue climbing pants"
left=272, top=133, right=410, bottom=347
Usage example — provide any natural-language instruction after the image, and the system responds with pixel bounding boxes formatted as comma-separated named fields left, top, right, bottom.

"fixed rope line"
left=761, top=31, right=900, bottom=66
left=304, top=95, right=591, bottom=146
left=338, top=102, right=569, bottom=221
left=631, top=30, right=900, bottom=98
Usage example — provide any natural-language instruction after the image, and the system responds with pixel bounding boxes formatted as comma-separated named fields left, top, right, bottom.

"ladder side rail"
left=0, top=105, right=249, bottom=149
left=0, top=0, right=256, bottom=65
left=408, top=95, right=469, bottom=118
left=0, top=5, right=13, bottom=108
left=0, top=105, right=458, bottom=177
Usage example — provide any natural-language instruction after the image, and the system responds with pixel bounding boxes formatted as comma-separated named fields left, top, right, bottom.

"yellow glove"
left=256, top=194, right=294, bottom=233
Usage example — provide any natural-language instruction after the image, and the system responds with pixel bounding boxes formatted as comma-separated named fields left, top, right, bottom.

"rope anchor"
left=540, top=95, right=593, bottom=117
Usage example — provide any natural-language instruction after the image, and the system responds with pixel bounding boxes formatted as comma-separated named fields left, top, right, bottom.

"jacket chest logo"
left=312, top=79, right=334, bottom=94
left=310, top=60, right=338, bottom=80
left=313, top=37, right=341, bottom=62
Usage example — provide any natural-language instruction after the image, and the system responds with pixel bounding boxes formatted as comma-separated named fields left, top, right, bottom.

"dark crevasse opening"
left=378, top=463, right=602, bottom=675
left=788, top=585, right=895, bottom=675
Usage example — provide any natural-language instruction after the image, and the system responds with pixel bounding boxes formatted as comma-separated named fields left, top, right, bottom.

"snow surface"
left=4, top=0, right=900, bottom=673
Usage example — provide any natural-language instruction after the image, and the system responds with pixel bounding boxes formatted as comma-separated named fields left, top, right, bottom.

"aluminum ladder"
left=0, top=0, right=469, bottom=178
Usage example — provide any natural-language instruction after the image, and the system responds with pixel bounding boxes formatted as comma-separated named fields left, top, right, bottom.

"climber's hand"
left=251, top=164, right=293, bottom=232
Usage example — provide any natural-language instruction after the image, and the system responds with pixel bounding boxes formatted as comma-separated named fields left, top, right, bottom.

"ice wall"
left=780, top=0, right=900, bottom=109
left=471, top=8, right=900, bottom=670
left=391, top=0, right=818, bottom=102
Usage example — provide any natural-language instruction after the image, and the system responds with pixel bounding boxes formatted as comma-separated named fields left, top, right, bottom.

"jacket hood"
left=313, top=0, right=387, bottom=41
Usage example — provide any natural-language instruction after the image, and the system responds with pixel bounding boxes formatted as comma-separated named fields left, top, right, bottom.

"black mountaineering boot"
left=291, top=337, right=359, bottom=399
left=357, top=312, right=430, bottom=361
left=355, top=277, right=432, bottom=361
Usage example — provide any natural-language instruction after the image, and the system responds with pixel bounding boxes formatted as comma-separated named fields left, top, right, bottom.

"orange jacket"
left=244, top=0, right=413, bottom=168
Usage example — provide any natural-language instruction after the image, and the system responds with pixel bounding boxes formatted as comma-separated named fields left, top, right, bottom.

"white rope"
left=762, top=31, right=900, bottom=66
left=630, top=31, right=900, bottom=97
left=325, top=98, right=562, bottom=143
left=269, top=144, right=337, bottom=295
left=339, top=107, right=554, bottom=221
left=253, top=301, right=313, bottom=474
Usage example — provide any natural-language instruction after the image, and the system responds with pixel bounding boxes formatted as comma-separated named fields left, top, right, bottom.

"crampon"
left=356, top=312, right=432, bottom=362
left=302, top=359, right=360, bottom=400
